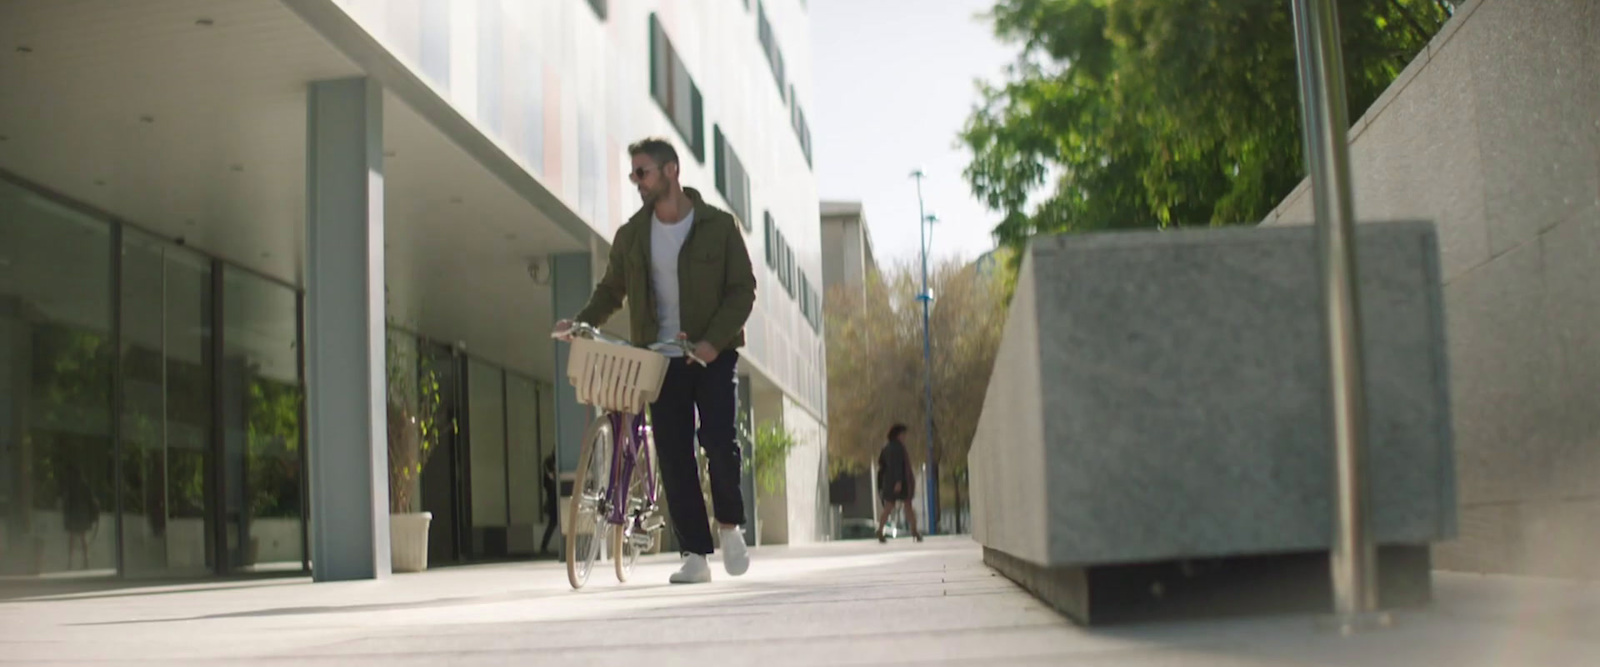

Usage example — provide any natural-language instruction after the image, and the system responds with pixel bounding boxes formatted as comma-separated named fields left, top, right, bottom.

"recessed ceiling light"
left=195, top=18, right=215, bottom=27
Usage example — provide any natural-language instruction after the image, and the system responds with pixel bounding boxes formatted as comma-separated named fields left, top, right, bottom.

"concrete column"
left=305, top=77, right=390, bottom=581
left=550, top=252, right=594, bottom=476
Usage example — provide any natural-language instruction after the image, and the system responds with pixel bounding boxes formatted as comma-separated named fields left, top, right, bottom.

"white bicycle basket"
left=564, top=337, right=671, bottom=414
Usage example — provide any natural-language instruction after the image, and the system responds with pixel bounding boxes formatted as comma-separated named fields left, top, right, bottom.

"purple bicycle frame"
left=603, top=410, right=658, bottom=527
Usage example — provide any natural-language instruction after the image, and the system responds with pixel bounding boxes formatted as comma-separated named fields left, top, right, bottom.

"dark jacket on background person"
left=877, top=439, right=914, bottom=502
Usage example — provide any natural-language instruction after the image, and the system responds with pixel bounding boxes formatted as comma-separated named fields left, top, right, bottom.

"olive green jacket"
left=574, top=188, right=757, bottom=351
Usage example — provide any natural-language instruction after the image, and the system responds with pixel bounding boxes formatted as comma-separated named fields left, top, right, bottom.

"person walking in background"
left=876, top=424, right=923, bottom=543
left=62, top=462, right=100, bottom=569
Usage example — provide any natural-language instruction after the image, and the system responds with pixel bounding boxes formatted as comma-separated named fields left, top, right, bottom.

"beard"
left=639, top=182, right=670, bottom=206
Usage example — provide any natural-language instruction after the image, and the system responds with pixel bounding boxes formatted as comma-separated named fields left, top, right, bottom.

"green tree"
left=963, top=0, right=1455, bottom=251
left=824, top=252, right=1014, bottom=509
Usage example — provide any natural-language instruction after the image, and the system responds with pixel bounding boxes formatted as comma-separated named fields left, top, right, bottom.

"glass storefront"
left=0, top=182, right=116, bottom=576
left=465, top=362, right=545, bottom=559
left=119, top=230, right=215, bottom=576
left=221, top=268, right=305, bottom=572
left=0, top=177, right=306, bottom=578
left=2, top=173, right=551, bottom=579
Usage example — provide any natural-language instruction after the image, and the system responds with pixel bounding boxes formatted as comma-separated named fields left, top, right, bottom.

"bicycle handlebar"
left=553, top=322, right=708, bottom=366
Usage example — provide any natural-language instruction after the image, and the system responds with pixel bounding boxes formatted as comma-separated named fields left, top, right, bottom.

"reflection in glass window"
left=222, top=268, right=304, bottom=571
left=0, top=180, right=115, bottom=576
left=119, top=230, right=215, bottom=575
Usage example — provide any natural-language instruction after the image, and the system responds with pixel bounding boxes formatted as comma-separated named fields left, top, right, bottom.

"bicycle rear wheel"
left=566, top=417, right=613, bottom=590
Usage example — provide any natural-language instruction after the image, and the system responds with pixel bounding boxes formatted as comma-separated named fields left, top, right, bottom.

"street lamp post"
left=911, top=169, right=938, bottom=536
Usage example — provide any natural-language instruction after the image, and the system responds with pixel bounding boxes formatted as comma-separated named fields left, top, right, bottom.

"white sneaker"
left=669, top=554, right=712, bottom=584
left=720, top=526, right=749, bottom=576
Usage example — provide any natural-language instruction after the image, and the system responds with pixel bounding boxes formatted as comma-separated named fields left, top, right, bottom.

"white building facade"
left=0, top=0, right=827, bottom=581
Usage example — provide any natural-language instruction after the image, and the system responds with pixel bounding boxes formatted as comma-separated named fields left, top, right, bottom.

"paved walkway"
left=2, top=537, right=1598, bottom=665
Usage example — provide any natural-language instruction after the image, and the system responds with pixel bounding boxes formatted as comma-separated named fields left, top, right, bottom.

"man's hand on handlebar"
left=676, top=333, right=719, bottom=366
left=692, top=340, right=719, bottom=365
left=552, top=319, right=577, bottom=341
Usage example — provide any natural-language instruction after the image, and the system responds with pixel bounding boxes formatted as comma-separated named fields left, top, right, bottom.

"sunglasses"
left=628, top=162, right=673, bottom=182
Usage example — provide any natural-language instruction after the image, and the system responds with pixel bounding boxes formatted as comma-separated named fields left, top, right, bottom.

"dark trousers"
left=651, top=350, right=745, bottom=556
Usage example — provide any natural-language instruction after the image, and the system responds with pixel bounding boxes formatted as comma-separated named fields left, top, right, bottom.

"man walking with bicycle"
left=554, top=138, right=756, bottom=584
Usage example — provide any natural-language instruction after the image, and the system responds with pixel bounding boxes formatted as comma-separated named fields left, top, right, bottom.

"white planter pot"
left=389, top=512, right=432, bottom=573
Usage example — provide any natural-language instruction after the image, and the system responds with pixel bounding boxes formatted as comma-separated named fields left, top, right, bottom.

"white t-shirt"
left=650, top=209, right=695, bottom=355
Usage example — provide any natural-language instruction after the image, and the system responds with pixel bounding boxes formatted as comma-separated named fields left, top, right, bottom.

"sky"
left=809, top=0, right=1018, bottom=267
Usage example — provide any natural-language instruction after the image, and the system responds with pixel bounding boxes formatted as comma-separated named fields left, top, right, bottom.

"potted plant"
left=386, top=332, right=444, bottom=572
left=744, top=421, right=798, bottom=546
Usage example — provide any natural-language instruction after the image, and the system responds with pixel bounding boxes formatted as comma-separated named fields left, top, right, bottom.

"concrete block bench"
left=969, top=222, right=1456, bottom=624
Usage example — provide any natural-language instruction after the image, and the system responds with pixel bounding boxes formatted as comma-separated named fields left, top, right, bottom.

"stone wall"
left=1261, top=0, right=1600, bottom=578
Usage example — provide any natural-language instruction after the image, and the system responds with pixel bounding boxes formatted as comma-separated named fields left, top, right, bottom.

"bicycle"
left=551, top=322, right=704, bottom=590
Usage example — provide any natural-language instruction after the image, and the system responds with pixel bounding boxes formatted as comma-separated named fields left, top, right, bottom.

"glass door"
left=220, top=267, right=306, bottom=573
left=118, top=230, right=215, bottom=576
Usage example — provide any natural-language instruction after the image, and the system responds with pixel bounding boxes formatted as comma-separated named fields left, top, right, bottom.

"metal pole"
left=910, top=169, right=938, bottom=536
left=1288, top=0, right=1379, bottom=621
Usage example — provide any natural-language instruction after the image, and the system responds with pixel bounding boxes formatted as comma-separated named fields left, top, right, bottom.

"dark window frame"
left=713, top=125, right=753, bottom=231
left=789, top=85, right=813, bottom=168
left=764, top=212, right=777, bottom=266
left=648, top=14, right=706, bottom=162
left=756, top=2, right=787, bottom=102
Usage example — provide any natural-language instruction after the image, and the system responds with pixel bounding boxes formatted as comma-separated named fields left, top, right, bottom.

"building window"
left=777, top=230, right=790, bottom=294
left=764, top=214, right=795, bottom=298
left=586, top=0, right=607, bottom=20
left=0, top=177, right=310, bottom=578
left=790, top=86, right=813, bottom=168
left=713, top=126, right=753, bottom=231
left=798, top=275, right=820, bottom=332
left=783, top=244, right=795, bottom=297
left=649, top=14, right=705, bottom=162
left=764, top=212, right=777, bottom=266
left=799, top=273, right=821, bottom=331
left=756, top=2, right=786, bottom=101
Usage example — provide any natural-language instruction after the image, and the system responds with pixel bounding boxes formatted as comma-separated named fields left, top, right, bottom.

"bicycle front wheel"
left=566, top=417, right=613, bottom=590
